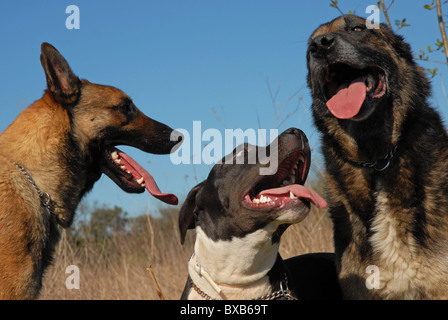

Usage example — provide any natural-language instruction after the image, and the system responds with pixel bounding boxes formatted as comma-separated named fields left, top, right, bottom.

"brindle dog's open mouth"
left=101, top=146, right=178, bottom=205
left=242, top=149, right=327, bottom=211
left=323, top=64, right=386, bottom=119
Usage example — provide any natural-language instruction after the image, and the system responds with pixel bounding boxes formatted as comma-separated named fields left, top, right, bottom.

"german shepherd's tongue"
left=117, top=149, right=178, bottom=205
left=326, top=76, right=366, bottom=119
left=260, top=185, right=327, bottom=209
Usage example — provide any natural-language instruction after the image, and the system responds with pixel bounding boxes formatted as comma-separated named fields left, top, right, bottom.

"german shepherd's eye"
left=112, top=99, right=137, bottom=122
left=113, top=99, right=135, bottom=114
left=352, top=25, right=366, bottom=32
left=117, top=102, right=131, bottom=113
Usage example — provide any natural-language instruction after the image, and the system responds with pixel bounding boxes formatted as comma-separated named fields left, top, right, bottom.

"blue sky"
left=1, top=1, right=447, bottom=217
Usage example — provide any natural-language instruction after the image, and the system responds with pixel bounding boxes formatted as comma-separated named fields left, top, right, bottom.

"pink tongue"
left=326, top=76, right=366, bottom=119
left=117, top=150, right=178, bottom=205
left=260, top=185, right=327, bottom=209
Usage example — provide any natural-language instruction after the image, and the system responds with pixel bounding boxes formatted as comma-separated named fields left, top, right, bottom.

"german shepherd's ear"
left=179, top=181, right=205, bottom=245
left=40, top=42, right=81, bottom=106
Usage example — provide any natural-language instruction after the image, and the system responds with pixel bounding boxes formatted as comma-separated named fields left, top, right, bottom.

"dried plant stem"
left=147, top=266, right=165, bottom=300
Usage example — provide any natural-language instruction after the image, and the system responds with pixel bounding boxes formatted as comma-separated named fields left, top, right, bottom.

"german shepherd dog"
left=307, top=15, right=448, bottom=299
left=0, top=43, right=182, bottom=299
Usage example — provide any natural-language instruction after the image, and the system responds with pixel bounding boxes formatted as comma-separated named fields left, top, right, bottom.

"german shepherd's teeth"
left=111, top=151, right=119, bottom=160
left=289, top=191, right=297, bottom=199
left=136, top=177, right=144, bottom=185
left=120, top=165, right=126, bottom=170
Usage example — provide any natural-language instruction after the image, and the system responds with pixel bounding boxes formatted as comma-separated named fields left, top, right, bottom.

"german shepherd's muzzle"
left=0, top=43, right=182, bottom=299
left=307, top=15, right=448, bottom=299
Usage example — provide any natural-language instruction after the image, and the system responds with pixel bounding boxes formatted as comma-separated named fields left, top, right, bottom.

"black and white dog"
left=179, top=128, right=342, bottom=300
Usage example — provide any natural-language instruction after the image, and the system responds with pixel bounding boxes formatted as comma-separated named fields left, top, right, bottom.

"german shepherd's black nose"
left=309, top=34, right=336, bottom=57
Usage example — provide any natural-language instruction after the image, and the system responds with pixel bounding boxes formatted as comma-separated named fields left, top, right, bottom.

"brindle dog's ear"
left=40, top=42, right=81, bottom=107
left=179, top=181, right=205, bottom=245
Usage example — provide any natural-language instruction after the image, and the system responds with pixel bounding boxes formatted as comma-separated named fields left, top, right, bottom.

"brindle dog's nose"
left=309, top=34, right=336, bottom=57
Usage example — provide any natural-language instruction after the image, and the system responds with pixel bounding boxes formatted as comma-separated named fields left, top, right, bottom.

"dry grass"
left=39, top=203, right=333, bottom=300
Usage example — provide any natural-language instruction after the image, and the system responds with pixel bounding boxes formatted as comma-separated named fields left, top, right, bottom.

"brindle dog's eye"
left=352, top=25, right=365, bottom=32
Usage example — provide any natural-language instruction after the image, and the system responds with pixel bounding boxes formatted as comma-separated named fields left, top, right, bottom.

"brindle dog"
left=307, top=15, right=448, bottom=299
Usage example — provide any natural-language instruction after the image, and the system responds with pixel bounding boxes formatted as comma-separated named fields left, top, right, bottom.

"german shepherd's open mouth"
left=100, top=135, right=181, bottom=205
left=321, top=64, right=386, bottom=120
left=101, top=147, right=175, bottom=205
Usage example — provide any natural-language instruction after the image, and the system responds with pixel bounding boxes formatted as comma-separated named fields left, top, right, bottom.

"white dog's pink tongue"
left=326, top=76, right=366, bottom=119
left=117, top=150, right=178, bottom=205
left=260, top=185, right=327, bottom=209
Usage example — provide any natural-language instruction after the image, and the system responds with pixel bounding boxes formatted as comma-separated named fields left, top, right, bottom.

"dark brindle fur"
left=0, top=43, right=182, bottom=299
left=307, top=15, right=448, bottom=299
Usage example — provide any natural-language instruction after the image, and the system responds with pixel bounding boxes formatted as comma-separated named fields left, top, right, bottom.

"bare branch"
left=436, top=0, right=448, bottom=63
left=380, top=0, right=393, bottom=29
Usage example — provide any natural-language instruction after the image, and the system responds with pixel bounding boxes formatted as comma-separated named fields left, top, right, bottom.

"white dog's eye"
left=236, top=149, right=245, bottom=158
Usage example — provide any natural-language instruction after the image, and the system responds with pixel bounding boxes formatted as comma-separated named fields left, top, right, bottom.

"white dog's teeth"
left=126, top=170, right=131, bottom=174
left=120, top=165, right=126, bottom=171
left=114, top=159, right=121, bottom=164
left=137, top=177, right=144, bottom=185
left=290, top=191, right=298, bottom=199
left=111, top=151, right=119, bottom=160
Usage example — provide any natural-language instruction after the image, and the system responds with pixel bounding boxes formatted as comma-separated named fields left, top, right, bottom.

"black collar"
left=345, top=143, right=399, bottom=172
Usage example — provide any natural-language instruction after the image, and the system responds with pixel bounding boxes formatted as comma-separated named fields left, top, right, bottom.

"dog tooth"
left=115, top=159, right=121, bottom=164
left=137, top=177, right=144, bottom=185
left=120, top=165, right=126, bottom=170
left=111, top=151, right=119, bottom=160
left=126, top=170, right=131, bottom=174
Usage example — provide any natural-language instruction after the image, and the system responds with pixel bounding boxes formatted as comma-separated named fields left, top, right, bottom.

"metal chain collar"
left=11, top=162, right=54, bottom=215
left=190, top=273, right=298, bottom=301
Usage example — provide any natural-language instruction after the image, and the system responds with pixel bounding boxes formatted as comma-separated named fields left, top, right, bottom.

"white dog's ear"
left=40, top=42, right=81, bottom=106
left=178, top=181, right=205, bottom=245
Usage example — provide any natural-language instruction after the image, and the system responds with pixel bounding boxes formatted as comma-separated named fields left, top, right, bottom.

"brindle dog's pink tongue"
left=326, top=76, right=367, bottom=119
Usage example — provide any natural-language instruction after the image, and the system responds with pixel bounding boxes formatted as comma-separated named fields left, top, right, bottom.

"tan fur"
left=0, top=43, right=179, bottom=299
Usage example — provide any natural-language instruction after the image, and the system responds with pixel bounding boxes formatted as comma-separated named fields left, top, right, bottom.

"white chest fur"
left=188, top=225, right=279, bottom=300
left=368, top=190, right=422, bottom=299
